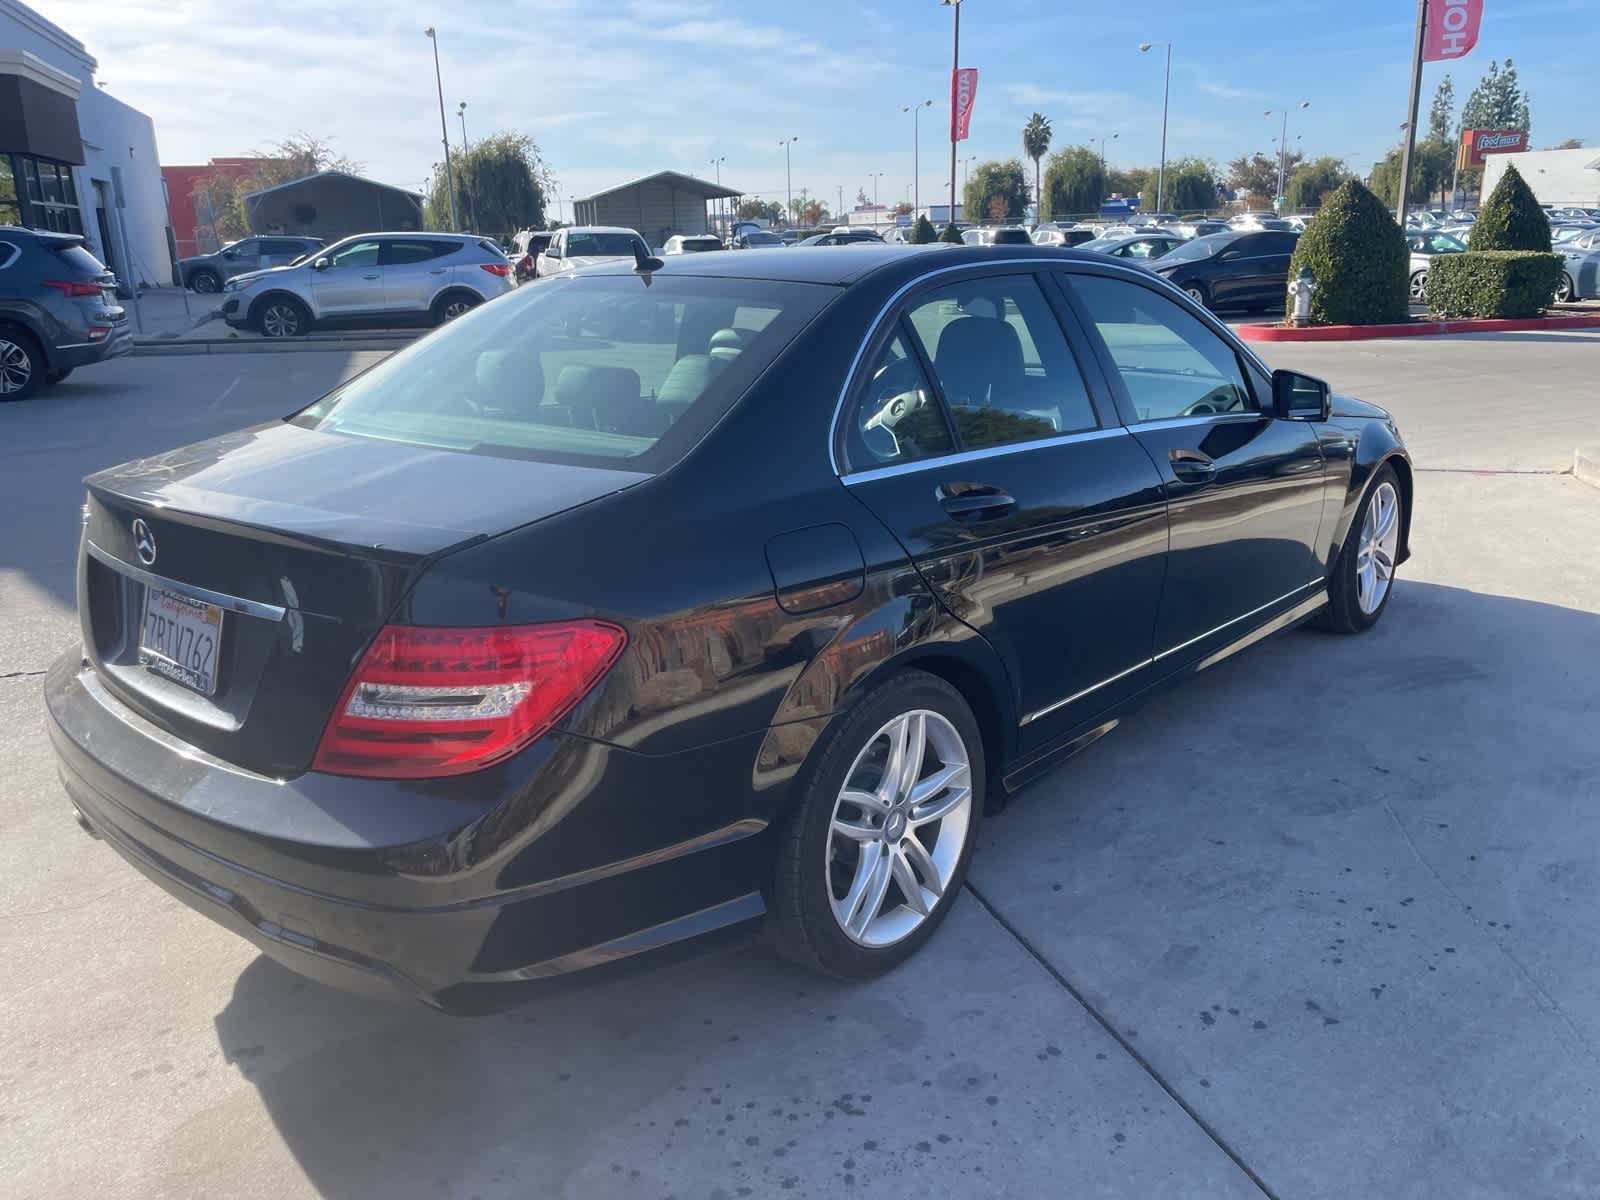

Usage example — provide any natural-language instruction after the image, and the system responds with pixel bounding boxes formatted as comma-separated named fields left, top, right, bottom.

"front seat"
left=933, top=316, right=1025, bottom=408
left=555, top=365, right=647, bottom=434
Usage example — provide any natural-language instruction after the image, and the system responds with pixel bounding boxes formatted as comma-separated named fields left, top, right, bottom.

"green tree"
left=425, top=132, right=550, bottom=237
left=1429, top=75, right=1456, bottom=144
left=1022, top=112, right=1052, bottom=219
left=1289, top=179, right=1409, bottom=324
left=963, top=158, right=1029, bottom=224
left=908, top=214, right=937, bottom=244
left=197, top=134, right=361, bottom=244
left=1460, top=59, right=1531, bottom=138
left=1468, top=164, right=1551, bottom=252
left=1139, top=157, right=1219, bottom=212
left=1368, top=140, right=1453, bottom=208
left=1041, top=146, right=1105, bottom=218
left=1227, top=150, right=1304, bottom=205
left=939, top=222, right=963, bottom=244
left=737, top=199, right=783, bottom=222
left=1106, top=167, right=1150, bottom=201
left=1285, top=157, right=1351, bottom=210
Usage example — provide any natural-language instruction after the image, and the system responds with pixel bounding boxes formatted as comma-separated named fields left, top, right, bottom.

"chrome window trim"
left=842, top=426, right=1126, bottom=485
left=828, top=255, right=1165, bottom=477
left=1018, top=578, right=1323, bottom=726
left=86, top=540, right=287, bottom=622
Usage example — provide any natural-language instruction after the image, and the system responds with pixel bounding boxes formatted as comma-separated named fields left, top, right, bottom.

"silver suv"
left=220, top=232, right=513, bottom=337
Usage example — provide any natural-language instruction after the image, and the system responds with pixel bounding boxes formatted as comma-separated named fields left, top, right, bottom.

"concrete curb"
left=1238, top=312, right=1600, bottom=342
left=131, top=334, right=417, bottom=357
left=1576, top=446, right=1600, bottom=491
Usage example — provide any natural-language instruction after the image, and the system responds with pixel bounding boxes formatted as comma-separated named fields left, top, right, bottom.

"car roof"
left=561, top=226, right=642, bottom=236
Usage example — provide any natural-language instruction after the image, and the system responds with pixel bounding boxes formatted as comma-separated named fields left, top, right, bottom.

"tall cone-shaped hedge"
left=1288, top=179, right=1409, bottom=325
left=1468, top=164, right=1551, bottom=252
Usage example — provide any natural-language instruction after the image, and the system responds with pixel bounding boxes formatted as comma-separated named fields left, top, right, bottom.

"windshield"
left=1076, top=238, right=1117, bottom=252
left=567, top=231, right=646, bottom=257
left=292, top=274, right=833, bottom=470
left=743, top=232, right=783, bottom=246
left=1416, top=233, right=1467, bottom=253
left=1157, top=234, right=1229, bottom=264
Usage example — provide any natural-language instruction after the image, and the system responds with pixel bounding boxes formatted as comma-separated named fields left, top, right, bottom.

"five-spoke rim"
left=1409, top=271, right=1427, bottom=301
left=442, top=298, right=474, bottom=320
left=0, top=339, right=32, bottom=394
left=1355, top=481, right=1400, bottom=615
left=261, top=304, right=299, bottom=337
left=826, top=709, right=972, bottom=948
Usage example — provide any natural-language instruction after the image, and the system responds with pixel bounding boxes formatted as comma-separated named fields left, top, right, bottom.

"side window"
left=1260, top=233, right=1298, bottom=256
left=385, top=239, right=455, bottom=264
left=227, top=240, right=260, bottom=258
left=844, top=331, right=954, bottom=469
left=905, top=274, right=1098, bottom=450
left=1072, top=274, right=1257, bottom=422
left=328, top=240, right=381, bottom=269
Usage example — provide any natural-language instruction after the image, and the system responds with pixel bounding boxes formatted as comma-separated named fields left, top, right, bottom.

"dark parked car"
left=0, top=226, right=131, bottom=400
left=47, top=246, right=1411, bottom=1010
left=1075, top=233, right=1187, bottom=261
left=1150, top=229, right=1300, bottom=311
left=178, top=236, right=324, bottom=294
left=986, top=227, right=1034, bottom=246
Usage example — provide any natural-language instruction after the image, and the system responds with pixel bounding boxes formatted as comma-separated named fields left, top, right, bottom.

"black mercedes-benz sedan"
left=46, top=245, right=1412, bottom=1012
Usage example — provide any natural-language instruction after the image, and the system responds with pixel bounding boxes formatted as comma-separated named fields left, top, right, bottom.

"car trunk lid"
left=79, top=420, right=647, bottom=776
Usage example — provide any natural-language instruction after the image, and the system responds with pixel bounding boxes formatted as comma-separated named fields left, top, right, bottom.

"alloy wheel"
left=193, top=272, right=220, bottom=294
left=1355, top=481, right=1400, bottom=615
left=0, top=338, right=33, bottom=395
left=1556, top=275, right=1575, bottom=303
left=261, top=303, right=301, bottom=337
left=1409, top=271, right=1428, bottom=302
left=826, top=710, right=972, bottom=948
left=442, top=298, right=474, bottom=321
left=1185, top=285, right=1207, bottom=307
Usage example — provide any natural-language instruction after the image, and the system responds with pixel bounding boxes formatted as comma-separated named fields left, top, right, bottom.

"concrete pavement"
left=2, top=335, right=1598, bottom=1198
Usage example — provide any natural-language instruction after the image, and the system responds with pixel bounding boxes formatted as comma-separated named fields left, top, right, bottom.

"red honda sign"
left=951, top=68, right=978, bottom=142
left=1424, top=0, right=1483, bottom=61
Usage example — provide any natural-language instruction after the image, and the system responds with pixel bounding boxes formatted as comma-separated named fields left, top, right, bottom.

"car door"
left=1208, top=234, right=1265, bottom=307
left=1246, top=232, right=1299, bottom=308
left=219, top=239, right=263, bottom=280
left=309, top=238, right=383, bottom=315
left=539, top=231, right=565, bottom=275
left=382, top=238, right=457, bottom=312
left=838, top=269, right=1169, bottom=753
left=258, top=239, right=305, bottom=269
left=1063, top=268, right=1326, bottom=667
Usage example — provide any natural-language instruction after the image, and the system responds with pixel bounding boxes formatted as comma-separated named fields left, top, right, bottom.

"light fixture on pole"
left=457, top=101, right=469, bottom=154
left=868, top=170, right=885, bottom=208
left=902, top=99, right=933, bottom=215
left=942, top=0, right=962, bottom=224
left=424, top=27, right=458, bottom=230
left=1094, top=132, right=1119, bottom=170
left=778, top=136, right=797, bottom=228
left=1265, top=101, right=1310, bottom=207
left=710, top=155, right=725, bottom=235
left=1139, top=41, right=1172, bottom=213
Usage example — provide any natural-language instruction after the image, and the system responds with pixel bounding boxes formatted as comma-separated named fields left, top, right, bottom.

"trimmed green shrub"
left=1468, top=164, right=1551, bottom=252
left=908, top=215, right=937, bottom=244
left=1288, top=179, right=1409, bottom=325
left=1425, top=250, right=1563, bottom=318
left=939, top=222, right=963, bottom=244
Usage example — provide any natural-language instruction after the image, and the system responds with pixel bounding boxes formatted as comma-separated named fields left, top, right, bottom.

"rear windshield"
left=292, top=274, right=834, bottom=470
left=743, top=232, right=783, bottom=246
left=680, top=238, right=720, bottom=251
left=567, top=232, right=645, bottom=257
left=51, top=243, right=108, bottom=277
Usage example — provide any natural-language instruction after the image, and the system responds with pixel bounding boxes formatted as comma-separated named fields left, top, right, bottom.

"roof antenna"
left=632, top=241, right=665, bottom=285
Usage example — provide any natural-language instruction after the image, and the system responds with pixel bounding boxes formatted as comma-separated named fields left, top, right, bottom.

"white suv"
left=220, top=232, right=513, bottom=337
left=536, top=226, right=650, bottom=276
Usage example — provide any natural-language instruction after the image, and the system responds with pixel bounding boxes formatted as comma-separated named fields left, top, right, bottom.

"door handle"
left=936, top=483, right=1016, bottom=522
left=429, top=268, right=447, bottom=274
left=1169, top=448, right=1217, bottom=482
left=362, top=273, right=380, bottom=280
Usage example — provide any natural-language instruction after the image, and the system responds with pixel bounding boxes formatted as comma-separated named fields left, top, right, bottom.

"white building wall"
left=1481, top=148, right=1600, bottom=207
left=0, top=0, right=173, bottom=284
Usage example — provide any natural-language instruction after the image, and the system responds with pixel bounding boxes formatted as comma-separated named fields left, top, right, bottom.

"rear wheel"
left=190, top=269, right=221, bottom=294
left=432, top=291, right=481, bottom=325
left=1555, top=274, right=1576, bottom=303
left=1321, top=465, right=1403, bottom=634
left=0, top=326, right=43, bottom=401
left=1183, top=283, right=1211, bottom=309
left=768, top=670, right=983, bottom=980
left=254, top=296, right=309, bottom=338
left=1409, top=270, right=1428, bottom=302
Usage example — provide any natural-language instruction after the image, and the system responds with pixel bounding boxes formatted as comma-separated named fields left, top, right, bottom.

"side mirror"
left=221, top=251, right=238, bottom=260
left=1272, top=369, right=1331, bottom=421
left=1216, top=249, right=1240, bottom=262
left=312, top=257, right=330, bottom=271
left=545, top=245, right=562, bottom=259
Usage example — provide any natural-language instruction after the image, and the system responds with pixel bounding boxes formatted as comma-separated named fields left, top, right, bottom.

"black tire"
left=1409, top=271, right=1428, bottom=303
left=0, top=325, right=44, bottom=402
left=1555, top=274, right=1576, bottom=304
left=1182, top=282, right=1211, bottom=310
left=253, top=295, right=310, bottom=338
left=432, top=290, right=482, bottom=325
left=768, top=669, right=985, bottom=980
left=190, top=269, right=222, bottom=294
left=1320, top=464, right=1403, bottom=634
left=46, top=366, right=73, bottom=385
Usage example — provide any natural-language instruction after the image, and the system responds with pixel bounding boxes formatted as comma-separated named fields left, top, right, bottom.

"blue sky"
left=32, top=0, right=1598, bottom=214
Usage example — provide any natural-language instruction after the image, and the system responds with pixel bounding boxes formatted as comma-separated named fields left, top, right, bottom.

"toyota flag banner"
left=1424, top=0, right=1483, bottom=61
left=951, top=68, right=978, bottom=142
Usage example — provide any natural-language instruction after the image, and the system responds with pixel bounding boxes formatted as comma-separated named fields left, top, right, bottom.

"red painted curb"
left=1237, top=312, right=1600, bottom=342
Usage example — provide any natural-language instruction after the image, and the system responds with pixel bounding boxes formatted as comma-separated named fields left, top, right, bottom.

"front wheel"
left=1409, top=271, right=1428, bottom=302
left=255, top=297, right=309, bottom=338
left=190, top=270, right=221, bottom=294
left=768, top=670, right=983, bottom=979
left=1321, top=465, right=1403, bottom=634
left=1183, top=283, right=1211, bottom=310
left=1555, top=274, right=1576, bottom=303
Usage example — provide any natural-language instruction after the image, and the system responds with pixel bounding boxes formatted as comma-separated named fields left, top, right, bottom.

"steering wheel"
left=1179, top=385, right=1245, bottom=417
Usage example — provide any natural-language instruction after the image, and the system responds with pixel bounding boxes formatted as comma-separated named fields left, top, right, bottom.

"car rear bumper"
left=45, top=651, right=773, bottom=1012
left=53, top=326, right=133, bottom=369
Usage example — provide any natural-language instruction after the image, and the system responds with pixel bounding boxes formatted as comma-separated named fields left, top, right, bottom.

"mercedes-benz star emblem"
left=131, top=518, right=157, bottom=566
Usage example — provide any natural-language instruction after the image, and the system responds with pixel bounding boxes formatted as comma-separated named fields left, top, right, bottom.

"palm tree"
left=1022, top=112, right=1053, bottom=220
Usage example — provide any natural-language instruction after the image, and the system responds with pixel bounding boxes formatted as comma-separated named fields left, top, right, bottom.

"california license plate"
left=139, top=587, right=223, bottom=695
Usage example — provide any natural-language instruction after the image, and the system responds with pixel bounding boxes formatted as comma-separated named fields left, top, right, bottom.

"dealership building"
left=1481, top=147, right=1600, bottom=207
left=0, top=0, right=174, bottom=287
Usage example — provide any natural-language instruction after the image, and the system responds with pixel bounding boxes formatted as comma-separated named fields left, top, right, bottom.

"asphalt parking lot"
left=3, top=333, right=1598, bottom=1199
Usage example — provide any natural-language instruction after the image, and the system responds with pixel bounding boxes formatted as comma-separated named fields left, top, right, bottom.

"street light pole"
left=710, top=155, right=725, bottom=236
left=942, top=0, right=962, bottom=224
left=1265, top=101, right=1310, bottom=206
left=457, top=101, right=468, bottom=154
left=424, top=27, right=457, bottom=230
left=1140, top=41, right=1172, bottom=212
left=1395, top=0, right=1429, bottom=223
left=1095, top=133, right=1119, bottom=170
left=903, top=100, right=932, bottom=216
left=778, top=137, right=797, bottom=227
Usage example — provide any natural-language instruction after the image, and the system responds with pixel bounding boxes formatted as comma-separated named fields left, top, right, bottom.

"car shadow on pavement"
left=203, top=578, right=1600, bottom=1200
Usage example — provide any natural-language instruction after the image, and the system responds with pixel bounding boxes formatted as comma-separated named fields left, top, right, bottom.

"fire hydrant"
left=1288, top=267, right=1317, bottom=327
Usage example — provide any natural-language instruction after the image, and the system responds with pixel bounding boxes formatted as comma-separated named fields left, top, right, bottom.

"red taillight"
left=86, top=326, right=110, bottom=341
left=480, top=262, right=511, bottom=277
left=42, top=279, right=102, bottom=297
left=312, top=621, right=626, bottom=779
